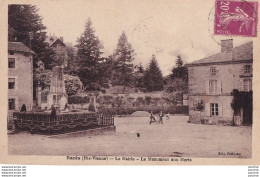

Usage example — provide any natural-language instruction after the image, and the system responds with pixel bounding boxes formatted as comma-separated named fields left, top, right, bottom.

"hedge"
left=68, top=95, right=90, bottom=104
left=98, top=105, right=188, bottom=115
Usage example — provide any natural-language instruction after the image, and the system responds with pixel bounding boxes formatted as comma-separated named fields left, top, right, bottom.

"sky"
left=35, top=0, right=251, bottom=76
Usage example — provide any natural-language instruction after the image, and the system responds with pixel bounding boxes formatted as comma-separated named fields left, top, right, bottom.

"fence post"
left=112, top=114, right=114, bottom=126
left=48, top=115, right=51, bottom=135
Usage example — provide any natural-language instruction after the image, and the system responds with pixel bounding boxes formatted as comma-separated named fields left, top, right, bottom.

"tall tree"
left=75, top=18, right=104, bottom=91
left=143, top=55, right=164, bottom=91
left=8, top=5, right=54, bottom=99
left=170, top=55, right=188, bottom=82
left=112, top=32, right=135, bottom=89
left=134, top=63, right=145, bottom=88
left=64, top=46, right=79, bottom=75
left=164, top=78, right=188, bottom=93
left=8, top=5, right=53, bottom=67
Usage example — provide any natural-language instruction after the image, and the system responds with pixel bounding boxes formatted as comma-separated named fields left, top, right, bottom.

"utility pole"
left=29, top=31, right=34, bottom=108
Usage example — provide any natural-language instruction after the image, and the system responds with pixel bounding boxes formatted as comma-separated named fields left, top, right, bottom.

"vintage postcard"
left=0, top=0, right=260, bottom=165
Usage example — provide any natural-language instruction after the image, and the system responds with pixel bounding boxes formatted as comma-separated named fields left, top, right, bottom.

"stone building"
left=8, top=42, right=35, bottom=111
left=186, top=39, right=253, bottom=125
left=45, top=35, right=68, bottom=67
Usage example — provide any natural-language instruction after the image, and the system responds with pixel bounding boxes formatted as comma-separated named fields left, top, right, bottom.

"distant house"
left=8, top=42, right=35, bottom=111
left=186, top=39, right=253, bottom=125
left=45, top=35, right=68, bottom=67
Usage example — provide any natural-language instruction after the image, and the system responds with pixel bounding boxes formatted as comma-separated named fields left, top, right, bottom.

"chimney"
left=221, top=39, right=233, bottom=52
left=60, top=37, right=63, bottom=42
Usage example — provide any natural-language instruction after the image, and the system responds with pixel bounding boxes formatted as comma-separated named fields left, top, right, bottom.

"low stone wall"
left=49, top=125, right=116, bottom=138
left=188, top=115, right=241, bottom=126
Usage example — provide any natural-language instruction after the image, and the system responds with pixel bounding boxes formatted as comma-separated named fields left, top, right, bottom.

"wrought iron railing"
left=13, top=112, right=114, bottom=135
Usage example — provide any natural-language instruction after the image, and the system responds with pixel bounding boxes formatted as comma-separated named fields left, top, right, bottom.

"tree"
left=64, top=46, right=79, bottom=75
left=112, top=32, right=135, bottom=89
left=64, top=74, right=83, bottom=96
left=134, top=63, right=145, bottom=88
left=170, top=55, right=188, bottom=83
left=8, top=5, right=52, bottom=68
left=97, top=57, right=114, bottom=90
left=35, top=69, right=52, bottom=90
left=75, top=18, right=104, bottom=91
left=231, top=89, right=253, bottom=126
left=136, top=63, right=144, bottom=73
left=143, top=55, right=164, bottom=91
left=164, top=78, right=188, bottom=93
left=8, top=5, right=54, bottom=98
left=35, top=69, right=83, bottom=96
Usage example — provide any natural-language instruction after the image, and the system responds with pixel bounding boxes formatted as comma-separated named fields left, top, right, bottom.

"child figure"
left=159, top=111, right=164, bottom=124
left=150, top=111, right=156, bottom=124
left=166, top=113, right=170, bottom=120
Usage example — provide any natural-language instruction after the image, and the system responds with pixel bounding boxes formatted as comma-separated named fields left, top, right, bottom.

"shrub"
left=144, top=96, right=152, bottom=105
left=64, top=74, right=83, bottom=96
left=135, top=97, right=144, bottom=106
left=68, top=95, right=90, bottom=104
left=41, top=89, right=49, bottom=103
left=51, top=107, right=57, bottom=118
left=88, top=102, right=96, bottom=112
left=97, top=105, right=189, bottom=115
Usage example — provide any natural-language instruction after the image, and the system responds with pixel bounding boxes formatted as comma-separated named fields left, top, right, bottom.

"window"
left=8, top=98, right=15, bottom=110
left=8, top=58, right=15, bottom=68
left=244, top=79, right=252, bottom=92
left=9, top=51, right=14, bottom=55
left=210, top=103, right=219, bottom=116
left=209, top=80, right=218, bottom=93
left=210, top=67, right=216, bottom=75
left=8, top=78, right=15, bottom=89
left=245, top=65, right=251, bottom=74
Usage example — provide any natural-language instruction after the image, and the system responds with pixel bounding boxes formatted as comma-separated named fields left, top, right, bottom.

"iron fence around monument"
left=13, top=112, right=114, bottom=135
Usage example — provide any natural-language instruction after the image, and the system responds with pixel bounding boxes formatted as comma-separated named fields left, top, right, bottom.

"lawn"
left=8, top=115, right=252, bottom=158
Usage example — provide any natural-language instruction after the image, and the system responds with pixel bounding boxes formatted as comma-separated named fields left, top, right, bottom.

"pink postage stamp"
left=215, top=0, right=258, bottom=37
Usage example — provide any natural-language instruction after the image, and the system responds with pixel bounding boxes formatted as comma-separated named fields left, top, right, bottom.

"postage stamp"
left=214, top=0, right=258, bottom=37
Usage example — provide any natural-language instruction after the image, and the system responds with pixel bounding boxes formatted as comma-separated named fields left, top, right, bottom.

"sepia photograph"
left=1, top=0, right=259, bottom=165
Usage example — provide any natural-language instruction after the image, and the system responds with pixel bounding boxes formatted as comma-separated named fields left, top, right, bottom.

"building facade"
left=46, top=35, right=68, bottom=67
left=8, top=42, right=34, bottom=111
left=186, top=39, right=253, bottom=125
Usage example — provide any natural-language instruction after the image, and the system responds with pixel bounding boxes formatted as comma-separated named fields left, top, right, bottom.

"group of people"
left=149, top=111, right=169, bottom=124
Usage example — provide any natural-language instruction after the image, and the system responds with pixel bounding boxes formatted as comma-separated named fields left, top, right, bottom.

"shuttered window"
left=209, top=80, right=217, bottom=93
left=8, top=78, right=15, bottom=89
left=8, top=58, right=15, bottom=68
left=244, top=79, right=252, bottom=92
left=8, top=98, right=15, bottom=110
left=210, top=67, right=216, bottom=75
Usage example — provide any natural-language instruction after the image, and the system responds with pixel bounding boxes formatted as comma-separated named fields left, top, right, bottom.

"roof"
left=186, top=41, right=253, bottom=67
left=8, top=42, right=35, bottom=54
left=50, top=38, right=66, bottom=47
left=45, top=36, right=58, bottom=46
left=45, top=36, right=66, bottom=47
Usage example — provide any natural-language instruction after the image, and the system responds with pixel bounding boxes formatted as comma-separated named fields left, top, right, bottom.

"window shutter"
left=15, top=98, right=18, bottom=111
left=218, top=104, right=223, bottom=117
left=205, top=81, right=209, bottom=94
left=205, top=103, right=210, bottom=117
left=238, top=80, right=243, bottom=91
left=217, top=81, right=222, bottom=94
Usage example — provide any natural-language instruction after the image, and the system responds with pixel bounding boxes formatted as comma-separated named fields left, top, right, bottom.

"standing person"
left=159, top=111, right=163, bottom=124
left=166, top=112, right=170, bottom=120
left=150, top=111, right=156, bottom=124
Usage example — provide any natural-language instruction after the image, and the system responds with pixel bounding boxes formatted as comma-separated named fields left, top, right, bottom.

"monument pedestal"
left=47, top=66, right=68, bottom=110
